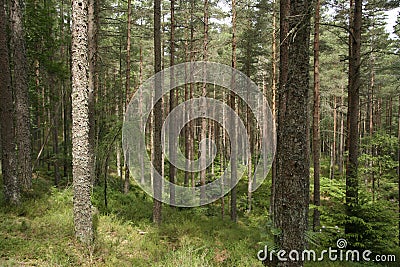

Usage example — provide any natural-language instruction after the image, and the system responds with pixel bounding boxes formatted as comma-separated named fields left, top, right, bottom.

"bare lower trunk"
left=71, top=0, right=93, bottom=244
left=0, top=0, right=19, bottom=205
left=153, top=0, right=163, bottom=225
left=123, top=0, right=133, bottom=194
left=272, top=0, right=312, bottom=265
left=346, top=0, right=362, bottom=236
left=313, top=0, right=321, bottom=231
left=330, top=96, right=337, bottom=180
left=200, top=0, right=209, bottom=205
left=230, top=0, right=238, bottom=223
left=169, top=0, right=176, bottom=206
left=11, top=0, right=32, bottom=190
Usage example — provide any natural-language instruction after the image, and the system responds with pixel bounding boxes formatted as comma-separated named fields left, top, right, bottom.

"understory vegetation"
left=1, top=156, right=399, bottom=266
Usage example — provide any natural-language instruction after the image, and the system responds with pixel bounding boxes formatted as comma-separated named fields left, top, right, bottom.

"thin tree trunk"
left=11, top=0, right=32, bottom=190
left=124, top=0, right=132, bottom=194
left=51, top=77, right=60, bottom=186
left=313, top=0, right=321, bottom=231
left=153, top=0, right=163, bottom=225
left=270, top=0, right=277, bottom=218
left=71, top=0, right=93, bottom=244
left=88, top=0, right=98, bottom=185
left=169, top=0, right=176, bottom=206
left=330, top=96, right=337, bottom=180
left=230, top=0, right=238, bottom=223
left=338, top=90, right=345, bottom=176
left=184, top=28, right=190, bottom=187
left=397, top=94, right=400, bottom=246
left=0, top=0, right=19, bottom=205
left=200, top=0, right=209, bottom=205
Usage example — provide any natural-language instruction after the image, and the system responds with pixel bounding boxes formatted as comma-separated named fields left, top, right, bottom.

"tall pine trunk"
left=313, top=0, right=321, bottom=231
left=230, top=0, right=238, bottom=223
left=11, top=0, right=32, bottom=190
left=273, top=0, right=311, bottom=265
left=153, top=0, right=163, bottom=225
left=0, top=0, right=19, bottom=205
left=398, top=94, right=400, bottom=246
left=269, top=0, right=277, bottom=218
left=88, top=0, right=98, bottom=185
left=71, top=0, right=93, bottom=244
left=169, top=0, right=176, bottom=206
left=346, top=0, right=362, bottom=237
left=124, top=0, right=132, bottom=194
left=200, top=0, right=209, bottom=205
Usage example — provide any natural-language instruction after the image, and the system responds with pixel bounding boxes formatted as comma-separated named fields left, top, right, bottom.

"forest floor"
left=0, top=174, right=394, bottom=266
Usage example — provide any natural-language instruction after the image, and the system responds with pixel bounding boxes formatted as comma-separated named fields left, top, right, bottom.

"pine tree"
left=0, top=0, right=19, bottom=205
left=273, top=0, right=312, bottom=265
left=11, top=0, right=32, bottom=190
left=71, top=0, right=93, bottom=244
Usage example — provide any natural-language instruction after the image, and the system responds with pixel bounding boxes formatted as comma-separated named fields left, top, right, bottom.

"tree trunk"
left=272, top=0, right=312, bottom=265
left=169, top=0, right=176, bottom=206
left=0, top=0, right=19, bottom=205
left=313, top=0, right=321, bottom=232
left=153, top=0, right=163, bottom=225
left=345, top=0, right=362, bottom=237
left=398, top=94, right=400, bottom=246
left=200, top=0, right=209, bottom=205
left=11, top=0, right=32, bottom=191
left=338, top=91, right=345, bottom=176
left=71, top=0, right=93, bottom=244
left=51, top=76, right=60, bottom=186
left=230, top=0, right=238, bottom=223
left=124, top=0, right=132, bottom=194
left=330, top=96, right=337, bottom=180
left=88, top=0, right=98, bottom=185
left=270, top=0, right=277, bottom=219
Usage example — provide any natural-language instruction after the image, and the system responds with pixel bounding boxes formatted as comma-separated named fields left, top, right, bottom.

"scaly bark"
left=153, top=0, right=163, bottom=225
left=346, top=0, right=362, bottom=236
left=272, top=0, right=312, bottom=265
left=71, top=0, right=93, bottom=244
left=313, top=0, right=321, bottom=231
left=0, top=0, right=19, bottom=205
left=11, top=0, right=32, bottom=190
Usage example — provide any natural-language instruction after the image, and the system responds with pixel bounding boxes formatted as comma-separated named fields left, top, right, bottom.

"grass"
left=0, top=175, right=264, bottom=266
left=0, top=172, right=398, bottom=266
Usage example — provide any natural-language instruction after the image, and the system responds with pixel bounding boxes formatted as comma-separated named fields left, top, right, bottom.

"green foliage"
left=0, top=174, right=268, bottom=266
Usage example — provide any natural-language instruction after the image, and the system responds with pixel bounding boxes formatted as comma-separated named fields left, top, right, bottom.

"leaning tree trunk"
left=11, top=0, right=32, bottom=190
left=272, top=0, right=312, bottom=265
left=71, top=0, right=93, bottom=244
left=0, top=0, right=19, bottom=205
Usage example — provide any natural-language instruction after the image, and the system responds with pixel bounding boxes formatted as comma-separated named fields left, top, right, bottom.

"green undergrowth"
left=0, top=175, right=265, bottom=266
left=1, top=172, right=398, bottom=266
